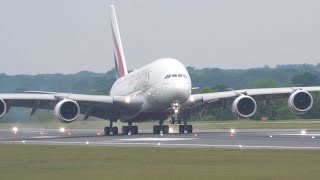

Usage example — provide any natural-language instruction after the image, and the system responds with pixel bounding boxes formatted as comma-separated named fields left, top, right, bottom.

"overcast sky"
left=0, top=0, right=320, bottom=75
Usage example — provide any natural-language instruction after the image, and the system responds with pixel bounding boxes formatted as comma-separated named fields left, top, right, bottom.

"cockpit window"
left=165, top=74, right=187, bottom=79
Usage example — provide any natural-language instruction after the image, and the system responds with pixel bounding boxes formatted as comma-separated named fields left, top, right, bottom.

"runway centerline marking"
left=30, top=136, right=61, bottom=139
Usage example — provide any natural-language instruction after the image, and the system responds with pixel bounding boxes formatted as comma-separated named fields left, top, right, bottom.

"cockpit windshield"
left=164, top=74, right=188, bottom=79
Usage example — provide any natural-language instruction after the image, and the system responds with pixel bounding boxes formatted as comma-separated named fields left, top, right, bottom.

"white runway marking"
left=30, top=136, right=60, bottom=139
left=117, top=138, right=199, bottom=141
left=3, top=140, right=320, bottom=149
left=272, top=134, right=320, bottom=136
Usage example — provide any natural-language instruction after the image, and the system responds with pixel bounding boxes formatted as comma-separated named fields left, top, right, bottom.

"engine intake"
left=54, top=99, right=80, bottom=123
left=231, top=95, right=257, bottom=119
left=0, top=99, right=7, bottom=118
left=288, top=90, right=313, bottom=114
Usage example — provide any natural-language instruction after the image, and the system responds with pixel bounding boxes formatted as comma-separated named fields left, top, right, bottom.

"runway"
left=1, top=127, right=320, bottom=149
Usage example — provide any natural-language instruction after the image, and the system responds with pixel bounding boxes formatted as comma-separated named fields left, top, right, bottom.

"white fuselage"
left=110, top=58, right=192, bottom=122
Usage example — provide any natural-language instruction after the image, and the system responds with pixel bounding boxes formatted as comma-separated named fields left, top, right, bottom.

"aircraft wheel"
left=112, top=126, right=118, bottom=135
left=187, top=125, right=193, bottom=134
left=122, top=126, right=127, bottom=134
left=153, top=125, right=160, bottom=134
left=132, top=126, right=138, bottom=134
left=178, top=125, right=184, bottom=134
left=163, top=125, right=169, bottom=134
left=104, top=127, right=110, bottom=136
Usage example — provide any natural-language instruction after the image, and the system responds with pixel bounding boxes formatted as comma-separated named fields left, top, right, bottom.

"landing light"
left=59, top=127, right=65, bottom=133
left=12, top=127, right=18, bottom=134
left=174, top=109, right=179, bottom=114
left=301, top=130, right=307, bottom=135
left=125, top=96, right=130, bottom=104
left=230, top=128, right=235, bottom=134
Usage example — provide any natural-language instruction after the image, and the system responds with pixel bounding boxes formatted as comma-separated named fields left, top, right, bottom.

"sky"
left=0, top=0, right=320, bottom=75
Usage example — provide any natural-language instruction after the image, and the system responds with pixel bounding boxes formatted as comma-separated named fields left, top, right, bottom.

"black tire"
left=187, top=125, right=193, bottom=134
left=122, top=126, right=127, bottom=134
left=163, top=125, right=169, bottom=134
left=112, top=126, right=118, bottom=135
left=153, top=125, right=160, bottom=134
left=104, top=127, right=110, bottom=136
left=132, top=126, right=138, bottom=134
left=178, top=125, right=184, bottom=134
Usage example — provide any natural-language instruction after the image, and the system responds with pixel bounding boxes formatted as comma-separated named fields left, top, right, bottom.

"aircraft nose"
left=161, top=82, right=191, bottom=104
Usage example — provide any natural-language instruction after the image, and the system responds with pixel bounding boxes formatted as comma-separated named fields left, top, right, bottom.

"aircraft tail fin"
left=110, top=5, right=128, bottom=79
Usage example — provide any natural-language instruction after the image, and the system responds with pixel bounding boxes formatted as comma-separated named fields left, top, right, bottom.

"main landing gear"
left=153, top=119, right=169, bottom=134
left=122, top=121, right=138, bottom=135
left=104, top=120, right=139, bottom=136
left=178, top=110, right=192, bottom=134
left=104, top=119, right=118, bottom=136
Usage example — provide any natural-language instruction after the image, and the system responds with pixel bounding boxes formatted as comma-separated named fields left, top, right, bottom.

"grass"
left=193, top=119, right=320, bottom=129
left=2, top=119, right=320, bottom=129
left=0, top=145, right=320, bottom=179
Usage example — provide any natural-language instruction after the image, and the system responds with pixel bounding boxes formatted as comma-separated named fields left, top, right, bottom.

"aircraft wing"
left=0, top=93, right=140, bottom=120
left=183, top=86, right=320, bottom=114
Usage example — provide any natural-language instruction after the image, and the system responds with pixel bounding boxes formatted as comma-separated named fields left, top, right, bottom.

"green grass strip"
left=1, top=145, right=320, bottom=180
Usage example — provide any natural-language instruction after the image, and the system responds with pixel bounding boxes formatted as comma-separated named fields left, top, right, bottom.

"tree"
left=292, top=72, right=320, bottom=86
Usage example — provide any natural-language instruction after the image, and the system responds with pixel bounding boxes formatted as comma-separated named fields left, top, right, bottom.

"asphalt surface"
left=1, top=127, right=320, bottom=149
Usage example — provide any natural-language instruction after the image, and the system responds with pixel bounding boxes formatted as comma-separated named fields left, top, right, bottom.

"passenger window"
left=172, top=74, right=177, bottom=77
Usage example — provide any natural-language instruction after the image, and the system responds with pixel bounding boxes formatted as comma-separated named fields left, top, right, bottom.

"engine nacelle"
left=231, top=95, right=257, bottom=119
left=54, top=99, right=80, bottom=123
left=0, top=99, right=7, bottom=118
left=288, top=90, right=313, bottom=114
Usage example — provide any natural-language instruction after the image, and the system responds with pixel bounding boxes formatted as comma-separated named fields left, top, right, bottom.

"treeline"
left=1, top=63, right=320, bottom=122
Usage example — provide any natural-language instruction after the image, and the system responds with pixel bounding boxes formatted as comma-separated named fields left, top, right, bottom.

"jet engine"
left=231, top=95, right=257, bottom=119
left=288, top=90, right=313, bottom=114
left=54, top=99, right=80, bottom=123
left=0, top=99, right=7, bottom=118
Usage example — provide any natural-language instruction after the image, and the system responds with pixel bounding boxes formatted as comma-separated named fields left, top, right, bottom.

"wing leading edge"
left=0, top=93, right=141, bottom=121
left=182, top=86, right=320, bottom=119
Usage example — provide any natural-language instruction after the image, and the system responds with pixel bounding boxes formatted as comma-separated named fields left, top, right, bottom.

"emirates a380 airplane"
left=0, top=5, right=319, bottom=135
